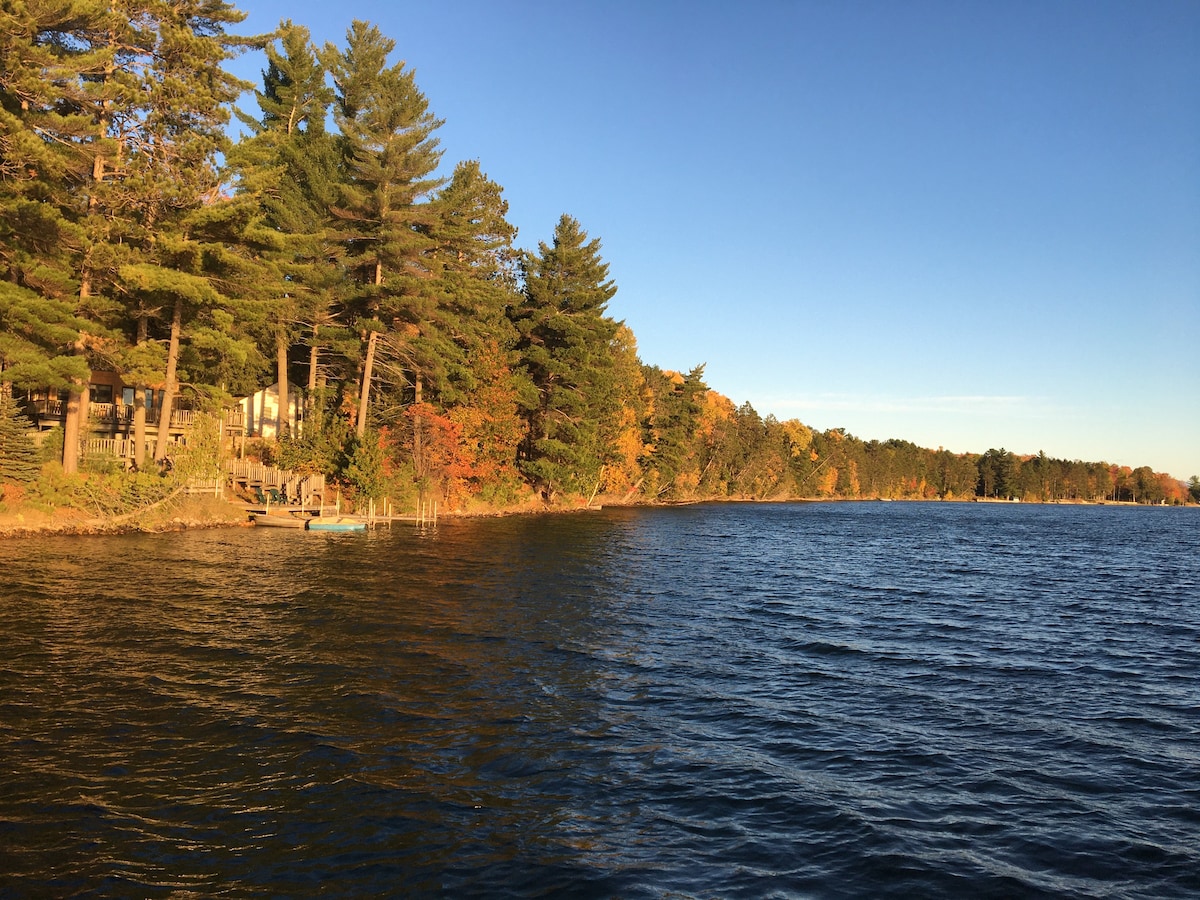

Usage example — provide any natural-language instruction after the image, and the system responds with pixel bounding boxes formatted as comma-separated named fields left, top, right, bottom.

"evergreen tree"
left=0, top=393, right=38, bottom=484
left=129, top=0, right=253, bottom=461
left=511, top=215, right=620, bottom=501
left=644, top=363, right=707, bottom=498
left=978, top=448, right=1018, bottom=499
left=423, top=160, right=520, bottom=404
left=390, top=159, right=525, bottom=497
left=254, top=21, right=333, bottom=137
left=0, top=0, right=121, bottom=471
left=230, top=20, right=338, bottom=436
left=0, top=283, right=91, bottom=394
left=3, top=0, right=255, bottom=467
left=324, top=21, right=444, bottom=436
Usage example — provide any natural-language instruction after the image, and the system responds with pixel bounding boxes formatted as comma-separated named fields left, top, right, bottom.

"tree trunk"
left=61, top=331, right=89, bottom=473
left=412, top=373, right=423, bottom=474
left=62, top=381, right=88, bottom=474
left=153, top=296, right=183, bottom=462
left=132, top=316, right=148, bottom=470
left=355, top=259, right=385, bottom=439
left=306, top=325, right=320, bottom=435
left=133, top=401, right=147, bottom=470
left=276, top=329, right=289, bottom=440
left=356, top=330, right=378, bottom=439
left=63, top=52, right=112, bottom=476
left=302, top=328, right=316, bottom=393
left=307, top=327, right=319, bottom=393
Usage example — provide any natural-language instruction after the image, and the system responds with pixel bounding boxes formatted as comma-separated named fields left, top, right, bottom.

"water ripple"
left=0, top=504, right=1197, bottom=897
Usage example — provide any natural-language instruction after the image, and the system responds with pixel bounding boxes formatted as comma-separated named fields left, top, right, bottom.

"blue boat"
left=305, top=516, right=368, bottom=532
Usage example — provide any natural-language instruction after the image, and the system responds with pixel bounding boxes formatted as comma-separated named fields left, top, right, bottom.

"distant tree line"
left=1, top=7, right=1192, bottom=507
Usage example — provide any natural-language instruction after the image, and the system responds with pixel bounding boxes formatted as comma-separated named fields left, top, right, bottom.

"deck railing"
left=83, top=437, right=167, bottom=460
left=227, top=458, right=325, bottom=506
left=90, top=403, right=133, bottom=425
left=27, top=398, right=65, bottom=420
left=28, top=400, right=241, bottom=431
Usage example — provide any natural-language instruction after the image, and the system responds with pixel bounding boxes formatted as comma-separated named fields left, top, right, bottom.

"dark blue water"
left=1, top=502, right=1197, bottom=898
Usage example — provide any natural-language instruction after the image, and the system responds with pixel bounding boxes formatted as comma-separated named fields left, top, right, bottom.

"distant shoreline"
left=5, top=492, right=1189, bottom=540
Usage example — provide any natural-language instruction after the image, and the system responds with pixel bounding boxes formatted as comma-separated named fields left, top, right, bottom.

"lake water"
left=1, top=502, right=1197, bottom=898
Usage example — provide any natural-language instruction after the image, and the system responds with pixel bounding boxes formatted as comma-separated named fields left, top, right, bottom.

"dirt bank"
left=0, top=495, right=251, bottom=539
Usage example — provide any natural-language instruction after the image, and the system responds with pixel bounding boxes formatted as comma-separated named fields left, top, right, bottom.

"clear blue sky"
left=227, top=0, right=1200, bottom=480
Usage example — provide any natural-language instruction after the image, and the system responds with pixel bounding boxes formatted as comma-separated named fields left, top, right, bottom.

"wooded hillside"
left=1, top=7, right=1192, bottom=508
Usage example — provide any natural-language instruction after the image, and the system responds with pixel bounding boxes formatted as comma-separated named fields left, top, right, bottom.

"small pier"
left=230, top=459, right=440, bottom=528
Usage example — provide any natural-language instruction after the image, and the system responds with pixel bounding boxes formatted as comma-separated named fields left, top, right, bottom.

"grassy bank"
left=0, top=493, right=250, bottom=539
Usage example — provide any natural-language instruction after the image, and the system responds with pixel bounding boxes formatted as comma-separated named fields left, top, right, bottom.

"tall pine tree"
left=324, top=21, right=444, bottom=436
left=423, top=160, right=520, bottom=404
left=230, top=19, right=337, bottom=438
left=0, top=0, right=120, bottom=471
left=511, top=215, right=620, bottom=501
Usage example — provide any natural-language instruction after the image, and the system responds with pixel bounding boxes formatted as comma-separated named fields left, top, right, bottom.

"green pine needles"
left=0, top=395, right=39, bottom=485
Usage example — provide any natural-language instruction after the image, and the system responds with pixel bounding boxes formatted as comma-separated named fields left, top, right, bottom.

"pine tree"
left=3, top=0, right=256, bottom=468
left=644, top=363, right=708, bottom=498
left=0, top=0, right=120, bottom=471
left=371, top=160, right=524, bottom=496
left=0, top=393, right=39, bottom=484
left=0, top=284, right=92, bottom=393
left=129, top=0, right=253, bottom=462
left=424, top=160, right=520, bottom=404
left=230, top=20, right=338, bottom=437
left=324, top=21, right=444, bottom=435
left=511, top=215, right=620, bottom=501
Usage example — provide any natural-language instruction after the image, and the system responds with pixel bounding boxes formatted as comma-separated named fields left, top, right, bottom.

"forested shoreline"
left=1, top=5, right=1194, bottom=516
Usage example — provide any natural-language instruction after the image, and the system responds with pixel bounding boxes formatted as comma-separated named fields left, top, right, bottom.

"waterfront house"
left=236, top=381, right=303, bottom=441
left=17, top=372, right=244, bottom=461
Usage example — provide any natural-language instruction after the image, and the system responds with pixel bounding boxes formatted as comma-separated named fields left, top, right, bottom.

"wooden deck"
left=227, top=459, right=325, bottom=508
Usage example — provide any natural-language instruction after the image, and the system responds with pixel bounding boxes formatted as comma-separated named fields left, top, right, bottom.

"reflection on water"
left=1, top=504, right=1198, bottom=898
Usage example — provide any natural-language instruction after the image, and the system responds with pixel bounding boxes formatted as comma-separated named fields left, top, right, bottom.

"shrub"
left=39, top=426, right=63, bottom=464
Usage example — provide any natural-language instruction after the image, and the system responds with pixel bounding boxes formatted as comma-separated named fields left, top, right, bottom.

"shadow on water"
left=0, top=515, right=654, bottom=897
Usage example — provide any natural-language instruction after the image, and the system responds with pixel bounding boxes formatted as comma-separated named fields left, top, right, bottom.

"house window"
left=90, top=384, right=114, bottom=404
left=122, top=387, right=135, bottom=406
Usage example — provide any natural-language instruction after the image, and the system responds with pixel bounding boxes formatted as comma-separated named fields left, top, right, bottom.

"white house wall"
left=239, top=382, right=302, bottom=440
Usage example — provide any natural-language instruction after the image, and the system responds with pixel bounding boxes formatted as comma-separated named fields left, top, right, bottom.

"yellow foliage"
left=607, top=406, right=646, bottom=493
left=697, top=390, right=735, bottom=439
left=781, top=418, right=813, bottom=456
left=846, top=460, right=860, bottom=496
left=817, top=466, right=838, bottom=496
left=674, top=469, right=700, bottom=496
